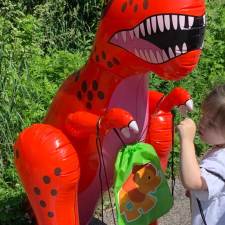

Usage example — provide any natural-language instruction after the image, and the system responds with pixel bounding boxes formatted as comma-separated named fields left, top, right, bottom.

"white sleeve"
left=192, top=167, right=225, bottom=201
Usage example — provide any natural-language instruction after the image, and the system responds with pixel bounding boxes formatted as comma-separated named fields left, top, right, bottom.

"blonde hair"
left=202, top=84, right=225, bottom=133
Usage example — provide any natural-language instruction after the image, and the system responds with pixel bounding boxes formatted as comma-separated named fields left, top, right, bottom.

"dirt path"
left=90, top=178, right=191, bottom=225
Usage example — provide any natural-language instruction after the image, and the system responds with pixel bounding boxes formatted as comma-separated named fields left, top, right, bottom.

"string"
left=96, top=119, right=117, bottom=225
left=96, top=121, right=104, bottom=223
left=171, top=111, right=176, bottom=196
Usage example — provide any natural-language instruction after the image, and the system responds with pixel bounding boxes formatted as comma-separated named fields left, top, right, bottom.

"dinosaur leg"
left=14, top=124, right=80, bottom=225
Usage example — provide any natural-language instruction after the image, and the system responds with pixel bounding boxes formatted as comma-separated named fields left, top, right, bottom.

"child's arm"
left=177, top=118, right=207, bottom=191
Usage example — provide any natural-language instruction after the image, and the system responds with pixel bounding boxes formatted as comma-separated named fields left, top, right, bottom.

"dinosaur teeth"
left=129, top=30, right=134, bottom=40
left=175, top=45, right=182, bottom=56
left=140, top=23, right=146, bottom=36
left=149, top=50, right=157, bottom=63
left=164, top=15, right=170, bottom=30
left=156, top=51, right=163, bottom=63
left=179, top=15, right=185, bottom=30
left=151, top=16, right=157, bottom=33
left=188, top=16, right=194, bottom=28
left=139, top=49, right=146, bottom=60
left=157, top=15, right=164, bottom=32
left=162, top=50, right=169, bottom=62
left=172, top=15, right=178, bottom=30
left=182, top=42, right=187, bottom=54
left=146, top=18, right=151, bottom=35
left=134, top=26, right=140, bottom=38
left=121, top=31, right=127, bottom=43
left=168, top=47, right=175, bottom=59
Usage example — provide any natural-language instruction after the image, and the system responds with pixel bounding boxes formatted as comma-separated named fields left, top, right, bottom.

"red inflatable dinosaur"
left=14, top=0, right=205, bottom=224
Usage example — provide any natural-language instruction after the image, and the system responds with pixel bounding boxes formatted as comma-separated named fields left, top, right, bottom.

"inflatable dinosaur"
left=14, top=0, right=205, bottom=224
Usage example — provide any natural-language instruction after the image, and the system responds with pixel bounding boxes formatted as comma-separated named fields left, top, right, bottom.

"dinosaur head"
left=91, top=0, right=205, bottom=80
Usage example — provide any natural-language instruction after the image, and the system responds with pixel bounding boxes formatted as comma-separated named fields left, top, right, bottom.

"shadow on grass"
left=0, top=189, right=35, bottom=225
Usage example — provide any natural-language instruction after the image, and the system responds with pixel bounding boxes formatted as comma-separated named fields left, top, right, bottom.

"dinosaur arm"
left=146, top=88, right=193, bottom=171
left=65, top=108, right=139, bottom=139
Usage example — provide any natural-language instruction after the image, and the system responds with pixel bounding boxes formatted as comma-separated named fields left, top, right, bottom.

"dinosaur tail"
left=14, top=124, right=80, bottom=225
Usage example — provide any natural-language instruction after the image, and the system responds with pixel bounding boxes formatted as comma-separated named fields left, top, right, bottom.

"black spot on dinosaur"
left=40, top=200, right=47, bottom=208
left=134, top=4, right=138, bottom=12
left=92, top=80, right=98, bottom=91
left=96, top=55, right=100, bottom=62
left=81, top=81, right=88, bottom=93
left=107, top=61, right=113, bottom=68
left=43, top=176, right=51, bottom=184
left=113, top=57, right=120, bottom=65
left=121, top=2, right=127, bottom=12
left=48, top=211, right=54, bottom=218
left=143, top=0, right=149, bottom=9
left=51, top=189, right=58, bottom=196
left=34, top=187, right=41, bottom=195
left=54, top=168, right=62, bottom=176
left=97, top=91, right=105, bottom=100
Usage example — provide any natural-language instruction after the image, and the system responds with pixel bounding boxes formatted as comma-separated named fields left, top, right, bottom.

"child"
left=177, top=84, right=225, bottom=225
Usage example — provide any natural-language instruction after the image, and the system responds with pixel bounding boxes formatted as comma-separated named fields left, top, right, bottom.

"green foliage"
left=0, top=0, right=224, bottom=224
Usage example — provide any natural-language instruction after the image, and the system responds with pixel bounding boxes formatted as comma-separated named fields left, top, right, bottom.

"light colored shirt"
left=191, top=147, right=225, bottom=225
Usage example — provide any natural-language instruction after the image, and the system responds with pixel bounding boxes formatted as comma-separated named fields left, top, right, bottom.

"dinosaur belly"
left=78, top=74, right=149, bottom=225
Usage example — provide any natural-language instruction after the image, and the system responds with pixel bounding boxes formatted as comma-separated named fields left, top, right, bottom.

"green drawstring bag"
left=114, top=143, right=173, bottom=225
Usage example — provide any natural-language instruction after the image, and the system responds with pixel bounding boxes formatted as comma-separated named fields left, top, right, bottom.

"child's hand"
left=177, top=118, right=196, bottom=142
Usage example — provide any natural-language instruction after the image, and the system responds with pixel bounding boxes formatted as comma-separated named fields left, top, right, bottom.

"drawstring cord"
left=171, top=111, right=176, bottom=196
left=96, top=119, right=118, bottom=225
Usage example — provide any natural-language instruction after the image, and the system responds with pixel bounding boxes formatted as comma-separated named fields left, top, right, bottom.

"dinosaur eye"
left=148, top=176, right=151, bottom=180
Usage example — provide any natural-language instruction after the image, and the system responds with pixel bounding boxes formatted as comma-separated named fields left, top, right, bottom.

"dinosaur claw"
left=186, top=99, right=194, bottom=111
left=129, top=120, right=139, bottom=134
left=121, top=121, right=139, bottom=138
left=178, top=99, right=194, bottom=117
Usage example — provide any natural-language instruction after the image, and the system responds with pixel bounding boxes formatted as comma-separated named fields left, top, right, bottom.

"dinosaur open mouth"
left=110, top=14, right=206, bottom=64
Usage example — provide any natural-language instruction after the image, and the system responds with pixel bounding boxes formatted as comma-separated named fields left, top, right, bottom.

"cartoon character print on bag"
left=119, top=163, right=161, bottom=222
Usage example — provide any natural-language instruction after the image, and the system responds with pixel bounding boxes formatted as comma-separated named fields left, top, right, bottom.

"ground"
left=90, top=178, right=191, bottom=225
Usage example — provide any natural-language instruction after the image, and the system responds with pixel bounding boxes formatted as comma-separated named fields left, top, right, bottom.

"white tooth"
left=129, top=121, right=139, bottom=134
left=134, top=26, right=140, bottom=38
left=203, top=15, right=206, bottom=26
left=168, top=47, right=175, bottom=58
left=188, top=16, right=194, bottom=28
left=172, top=15, right=178, bottom=30
left=164, top=15, right=170, bottom=30
left=129, top=30, right=134, bottom=40
left=134, top=48, right=139, bottom=57
left=139, top=49, right=146, bottom=60
left=182, top=42, right=187, bottom=54
left=179, top=15, right=185, bottom=30
left=115, top=33, right=119, bottom=39
left=162, top=50, right=169, bottom=62
left=149, top=50, right=157, bottom=63
left=144, top=49, right=151, bottom=62
left=157, top=15, right=164, bottom=32
left=186, top=99, right=194, bottom=111
left=175, top=45, right=181, bottom=56
left=146, top=18, right=152, bottom=35
left=121, top=127, right=131, bottom=138
left=156, top=51, right=163, bottom=63
left=122, top=31, right=127, bottom=42
left=151, top=16, right=157, bottom=33
left=140, top=23, right=145, bottom=36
